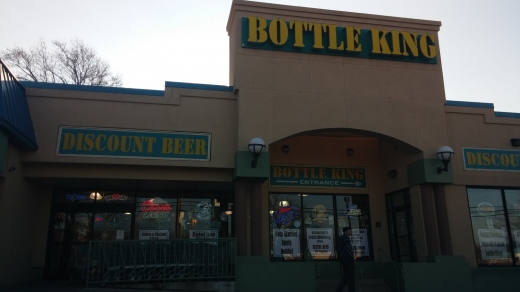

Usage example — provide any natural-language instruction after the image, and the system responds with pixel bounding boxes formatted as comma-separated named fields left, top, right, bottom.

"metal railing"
left=87, top=238, right=237, bottom=286
left=0, top=58, right=38, bottom=151
left=377, top=248, right=403, bottom=292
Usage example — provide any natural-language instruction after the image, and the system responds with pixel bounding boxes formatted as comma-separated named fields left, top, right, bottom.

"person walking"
left=336, top=227, right=356, bottom=292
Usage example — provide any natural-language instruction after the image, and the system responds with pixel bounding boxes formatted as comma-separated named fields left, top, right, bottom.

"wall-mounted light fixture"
left=282, top=145, right=290, bottom=153
left=8, top=166, right=16, bottom=171
left=90, top=192, right=103, bottom=200
left=387, top=169, right=397, bottom=179
left=248, top=137, right=266, bottom=168
left=346, top=148, right=354, bottom=156
left=225, top=203, right=233, bottom=215
left=511, top=139, right=520, bottom=147
left=436, top=146, right=454, bottom=174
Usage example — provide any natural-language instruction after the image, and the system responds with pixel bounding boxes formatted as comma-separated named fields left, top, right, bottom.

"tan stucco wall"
left=0, top=145, right=52, bottom=286
left=444, top=106, right=520, bottom=267
left=265, top=135, right=391, bottom=259
left=22, top=87, right=238, bottom=172
left=228, top=0, right=448, bottom=159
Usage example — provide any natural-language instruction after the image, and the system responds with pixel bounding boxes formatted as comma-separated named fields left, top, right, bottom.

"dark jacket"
left=337, top=234, right=354, bottom=261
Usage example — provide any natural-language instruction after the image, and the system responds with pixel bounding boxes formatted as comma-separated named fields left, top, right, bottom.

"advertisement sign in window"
left=306, top=228, right=334, bottom=258
left=478, top=229, right=508, bottom=259
left=273, top=229, right=300, bottom=257
left=351, top=229, right=369, bottom=256
left=139, top=230, right=169, bottom=240
left=189, top=230, right=218, bottom=239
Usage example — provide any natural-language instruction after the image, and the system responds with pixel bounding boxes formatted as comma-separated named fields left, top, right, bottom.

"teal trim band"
left=407, top=158, right=453, bottom=186
left=20, top=82, right=164, bottom=96
left=234, top=151, right=270, bottom=180
left=445, top=100, right=494, bottom=109
left=165, top=81, right=233, bottom=92
left=495, top=112, right=520, bottom=119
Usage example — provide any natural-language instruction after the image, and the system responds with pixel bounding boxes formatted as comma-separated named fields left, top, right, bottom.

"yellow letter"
left=319, top=168, right=327, bottom=179
left=491, top=153, right=499, bottom=166
left=390, top=31, right=402, bottom=56
left=76, top=134, right=83, bottom=151
left=146, top=137, right=156, bottom=153
left=184, top=139, right=195, bottom=154
left=195, top=139, right=207, bottom=155
left=289, top=21, right=308, bottom=48
left=324, top=24, right=344, bottom=51
left=482, top=153, right=491, bottom=166
left=120, top=136, right=132, bottom=152
left=95, top=134, right=106, bottom=151
left=247, top=16, right=268, bottom=43
left=309, top=23, right=325, bottom=49
left=107, top=135, right=119, bottom=152
left=174, top=138, right=184, bottom=154
left=132, top=136, right=143, bottom=153
left=401, top=32, right=419, bottom=57
left=62, top=133, right=76, bottom=150
left=370, top=29, right=391, bottom=55
left=162, top=138, right=173, bottom=154
left=84, top=134, right=94, bottom=151
left=273, top=167, right=282, bottom=177
left=419, top=34, right=437, bottom=59
left=466, top=152, right=476, bottom=165
left=346, top=26, right=362, bottom=52
left=269, top=18, right=289, bottom=46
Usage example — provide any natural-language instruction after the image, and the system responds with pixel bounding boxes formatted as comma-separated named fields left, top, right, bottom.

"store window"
left=93, top=213, right=131, bottom=240
left=269, top=193, right=302, bottom=260
left=269, top=193, right=371, bottom=261
left=135, top=197, right=177, bottom=240
left=303, top=195, right=335, bottom=260
left=336, top=195, right=371, bottom=259
left=467, top=188, right=520, bottom=266
left=177, top=198, right=221, bottom=239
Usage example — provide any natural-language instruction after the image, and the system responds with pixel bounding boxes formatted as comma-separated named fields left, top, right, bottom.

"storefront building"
left=1, top=1, right=519, bottom=291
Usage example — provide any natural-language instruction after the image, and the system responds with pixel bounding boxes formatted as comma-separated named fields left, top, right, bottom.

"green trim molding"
left=407, top=158, right=454, bottom=186
left=234, top=151, right=270, bottom=180
left=0, top=130, right=8, bottom=174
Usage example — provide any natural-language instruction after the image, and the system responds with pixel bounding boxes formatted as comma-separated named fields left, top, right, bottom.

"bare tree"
left=1, top=39, right=122, bottom=87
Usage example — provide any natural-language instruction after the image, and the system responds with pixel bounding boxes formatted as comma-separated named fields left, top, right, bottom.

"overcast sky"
left=1, top=0, right=519, bottom=112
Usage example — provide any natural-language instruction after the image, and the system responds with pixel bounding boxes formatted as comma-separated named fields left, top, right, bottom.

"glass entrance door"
left=386, top=190, right=417, bottom=262
left=47, top=211, right=92, bottom=278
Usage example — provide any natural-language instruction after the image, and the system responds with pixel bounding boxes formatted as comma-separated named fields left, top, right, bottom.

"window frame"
left=268, top=192, right=373, bottom=262
left=466, top=186, right=520, bottom=267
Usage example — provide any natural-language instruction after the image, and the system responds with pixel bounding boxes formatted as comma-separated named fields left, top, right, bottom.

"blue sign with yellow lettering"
left=242, top=16, right=437, bottom=64
left=270, top=165, right=367, bottom=188
left=463, top=147, right=520, bottom=171
left=57, top=127, right=211, bottom=161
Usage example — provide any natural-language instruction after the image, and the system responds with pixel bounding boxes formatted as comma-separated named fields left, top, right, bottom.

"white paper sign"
left=139, top=230, right=169, bottom=240
left=307, top=228, right=334, bottom=258
left=273, top=229, right=300, bottom=257
left=116, top=230, right=125, bottom=240
left=189, top=230, right=218, bottom=239
left=478, top=229, right=508, bottom=259
left=351, top=229, right=369, bottom=256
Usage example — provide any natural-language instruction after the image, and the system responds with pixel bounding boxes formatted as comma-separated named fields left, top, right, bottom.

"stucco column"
left=420, top=184, right=442, bottom=256
left=433, top=184, right=453, bottom=255
left=234, top=180, right=248, bottom=256
left=250, top=181, right=263, bottom=255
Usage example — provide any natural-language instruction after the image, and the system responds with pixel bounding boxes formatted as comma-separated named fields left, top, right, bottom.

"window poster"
left=273, top=229, right=300, bottom=257
left=139, top=230, right=169, bottom=240
left=307, top=228, right=334, bottom=258
left=351, top=229, right=369, bottom=256
left=478, top=229, right=508, bottom=259
left=189, top=230, right=218, bottom=239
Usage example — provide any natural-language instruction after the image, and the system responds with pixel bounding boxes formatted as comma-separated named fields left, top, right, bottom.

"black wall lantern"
left=511, top=138, right=520, bottom=147
left=436, top=146, right=454, bottom=174
left=248, top=137, right=266, bottom=168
